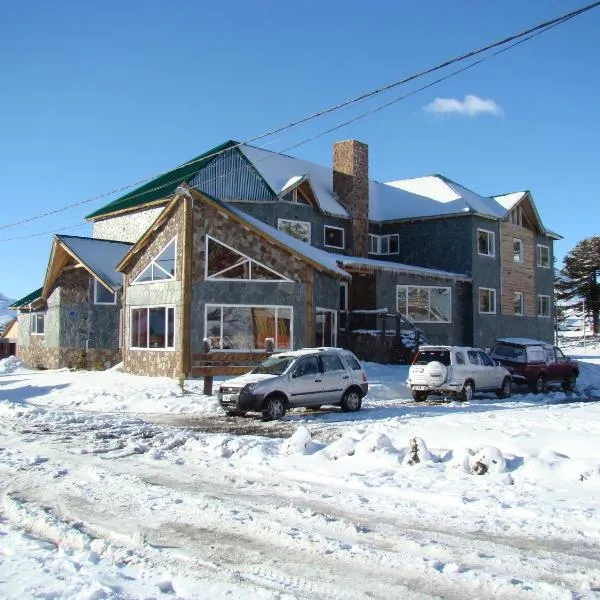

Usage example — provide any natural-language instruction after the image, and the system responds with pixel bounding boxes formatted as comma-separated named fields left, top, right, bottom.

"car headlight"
left=241, top=383, right=257, bottom=395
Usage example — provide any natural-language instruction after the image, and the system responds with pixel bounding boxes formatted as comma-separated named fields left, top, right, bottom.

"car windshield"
left=413, top=350, right=451, bottom=366
left=491, top=344, right=526, bottom=363
left=251, top=355, right=294, bottom=375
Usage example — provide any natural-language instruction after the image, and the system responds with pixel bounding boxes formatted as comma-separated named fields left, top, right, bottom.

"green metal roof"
left=9, top=287, right=43, bottom=309
left=85, top=140, right=238, bottom=220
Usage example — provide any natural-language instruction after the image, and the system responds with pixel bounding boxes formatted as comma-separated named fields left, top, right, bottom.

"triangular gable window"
left=205, top=235, right=292, bottom=282
left=134, top=238, right=176, bottom=284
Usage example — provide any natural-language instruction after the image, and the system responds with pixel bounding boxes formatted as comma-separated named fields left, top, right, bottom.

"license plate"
left=222, top=394, right=239, bottom=403
left=411, top=386, right=429, bottom=391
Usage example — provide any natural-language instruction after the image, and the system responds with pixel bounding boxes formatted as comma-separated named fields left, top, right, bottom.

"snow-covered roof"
left=496, top=337, right=552, bottom=347
left=56, top=235, right=133, bottom=290
left=333, top=255, right=471, bottom=282
left=493, top=191, right=527, bottom=210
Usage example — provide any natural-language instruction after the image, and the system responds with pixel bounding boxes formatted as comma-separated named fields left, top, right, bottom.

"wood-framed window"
left=396, top=285, right=451, bottom=322
left=277, top=219, right=311, bottom=243
left=130, top=306, right=175, bottom=350
left=205, top=235, right=292, bottom=282
left=31, top=312, right=45, bottom=335
left=513, top=238, right=524, bottom=263
left=205, top=304, right=292, bottom=351
left=537, top=295, right=551, bottom=317
left=94, top=279, right=116, bottom=305
left=537, top=244, right=550, bottom=268
left=324, top=225, right=345, bottom=249
left=478, top=287, right=496, bottom=314
left=514, top=291, right=524, bottom=316
left=368, top=233, right=399, bottom=255
left=477, top=229, right=495, bottom=257
left=133, top=237, right=177, bottom=284
left=280, top=187, right=310, bottom=205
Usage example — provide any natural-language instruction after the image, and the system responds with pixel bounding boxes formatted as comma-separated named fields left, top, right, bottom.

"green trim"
left=9, top=287, right=43, bottom=309
left=85, top=140, right=238, bottom=220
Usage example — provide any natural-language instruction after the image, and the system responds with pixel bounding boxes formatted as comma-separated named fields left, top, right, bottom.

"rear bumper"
left=408, top=382, right=463, bottom=395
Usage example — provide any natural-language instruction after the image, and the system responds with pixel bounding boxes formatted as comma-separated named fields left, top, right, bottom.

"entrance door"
left=315, top=308, right=337, bottom=347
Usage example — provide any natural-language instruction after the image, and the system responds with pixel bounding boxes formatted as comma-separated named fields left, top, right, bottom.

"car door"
left=544, top=346, right=558, bottom=382
left=478, top=350, right=501, bottom=389
left=466, top=350, right=485, bottom=389
left=318, top=353, right=348, bottom=404
left=552, top=347, right=570, bottom=381
left=288, top=355, right=324, bottom=407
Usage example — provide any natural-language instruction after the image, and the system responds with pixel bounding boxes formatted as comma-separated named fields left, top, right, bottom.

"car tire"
left=340, top=388, right=362, bottom=412
left=458, top=381, right=474, bottom=402
left=562, top=375, right=577, bottom=392
left=531, top=375, right=546, bottom=394
left=412, top=391, right=428, bottom=402
left=262, top=395, right=286, bottom=420
left=496, top=377, right=512, bottom=399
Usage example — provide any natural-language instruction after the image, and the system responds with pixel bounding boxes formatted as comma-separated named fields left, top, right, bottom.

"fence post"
left=202, top=338, right=213, bottom=396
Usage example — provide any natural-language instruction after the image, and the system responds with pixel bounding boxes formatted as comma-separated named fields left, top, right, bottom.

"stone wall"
left=92, top=207, right=165, bottom=242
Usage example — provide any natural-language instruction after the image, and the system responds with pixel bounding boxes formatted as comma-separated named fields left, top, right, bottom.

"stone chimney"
left=332, top=140, right=369, bottom=257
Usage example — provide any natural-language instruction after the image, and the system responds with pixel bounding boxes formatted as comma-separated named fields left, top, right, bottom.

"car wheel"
left=458, top=381, right=474, bottom=402
left=531, top=375, right=546, bottom=394
left=262, top=396, right=286, bottom=420
left=226, top=411, right=246, bottom=417
left=496, top=377, right=512, bottom=399
left=340, top=389, right=362, bottom=412
left=562, top=375, right=577, bottom=392
left=412, top=391, right=428, bottom=402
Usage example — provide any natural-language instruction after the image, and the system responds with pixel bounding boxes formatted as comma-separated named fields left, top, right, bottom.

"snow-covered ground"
left=1, top=336, right=600, bottom=599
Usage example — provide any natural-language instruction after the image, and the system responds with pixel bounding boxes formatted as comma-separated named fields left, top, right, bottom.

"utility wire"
left=0, top=0, right=598, bottom=235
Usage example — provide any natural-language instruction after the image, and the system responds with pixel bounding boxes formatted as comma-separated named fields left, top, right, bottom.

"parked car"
left=490, top=338, right=579, bottom=393
left=407, top=345, right=512, bottom=402
left=217, top=348, right=368, bottom=420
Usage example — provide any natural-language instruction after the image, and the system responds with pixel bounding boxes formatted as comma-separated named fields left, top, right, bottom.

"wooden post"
left=203, top=375, right=213, bottom=396
left=180, top=192, right=193, bottom=382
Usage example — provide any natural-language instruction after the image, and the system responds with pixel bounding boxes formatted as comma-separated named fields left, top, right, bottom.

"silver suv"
left=217, top=348, right=368, bottom=420
left=407, top=345, right=512, bottom=402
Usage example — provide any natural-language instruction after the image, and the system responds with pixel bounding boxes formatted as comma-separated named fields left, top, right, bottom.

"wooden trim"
left=306, top=271, right=313, bottom=345
left=88, top=199, right=169, bottom=222
left=190, top=365, right=254, bottom=376
left=180, top=193, right=193, bottom=378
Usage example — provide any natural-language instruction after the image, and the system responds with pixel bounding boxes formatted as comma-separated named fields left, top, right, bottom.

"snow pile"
left=0, top=355, right=23, bottom=375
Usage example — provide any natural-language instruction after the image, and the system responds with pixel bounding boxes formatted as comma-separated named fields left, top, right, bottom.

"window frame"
left=31, top=312, right=45, bottom=336
left=323, top=225, right=345, bottom=250
left=477, top=228, right=496, bottom=257
left=537, top=294, right=551, bottom=317
left=129, top=305, right=176, bottom=351
left=513, top=291, right=524, bottom=316
left=396, top=285, right=452, bottom=323
left=537, top=244, right=550, bottom=268
left=478, top=287, right=497, bottom=314
left=513, top=238, right=524, bottom=263
left=339, top=281, right=348, bottom=312
left=132, top=236, right=177, bottom=285
left=277, top=218, right=311, bottom=243
left=204, top=304, right=294, bottom=352
left=94, top=279, right=117, bottom=305
left=368, top=233, right=399, bottom=256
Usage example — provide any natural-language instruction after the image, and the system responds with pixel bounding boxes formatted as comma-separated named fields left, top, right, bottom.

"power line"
left=1, top=0, right=598, bottom=235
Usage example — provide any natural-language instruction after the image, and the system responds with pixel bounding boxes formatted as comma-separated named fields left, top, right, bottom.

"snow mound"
left=402, top=437, right=434, bottom=466
left=471, top=445, right=506, bottom=474
left=0, top=355, right=23, bottom=375
left=321, top=435, right=358, bottom=460
left=282, top=426, right=322, bottom=455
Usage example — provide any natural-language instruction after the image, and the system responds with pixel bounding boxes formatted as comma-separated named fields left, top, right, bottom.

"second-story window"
left=537, top=295, right=551, bottom=317
left=513, top=238, right=524, bottom=263
left=477, top=229, right=495, bottom=257
left=368, top=234, right=399, bottom=255
left=514, top=291, right=524, bottom=316
left=479, top=287, right=496, bottom=314
left=537, top=244, right=550, bottom=268
left=324, top=225, right=345, bottom=249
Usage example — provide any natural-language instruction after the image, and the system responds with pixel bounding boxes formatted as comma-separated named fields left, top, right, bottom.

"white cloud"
left=423, top=94, right=503, bottom=117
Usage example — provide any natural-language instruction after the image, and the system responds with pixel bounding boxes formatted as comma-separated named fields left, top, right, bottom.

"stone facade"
left=333, top=140, right=369, bottom=257
left=93, top=207, right=165, bottom=242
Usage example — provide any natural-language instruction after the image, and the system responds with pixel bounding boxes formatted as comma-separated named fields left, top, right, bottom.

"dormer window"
left=281, top=188, right=310, bottom=205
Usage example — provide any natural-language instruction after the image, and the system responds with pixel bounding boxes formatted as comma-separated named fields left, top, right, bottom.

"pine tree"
left=556, top=236, right=600, bottom=333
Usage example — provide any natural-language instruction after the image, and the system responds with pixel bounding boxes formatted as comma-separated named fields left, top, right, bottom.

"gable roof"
left=9, top=287, right=43, bottom=310
left=0, top=317, right=17, bottom=337
left=43, top=235, right=133, bottom=299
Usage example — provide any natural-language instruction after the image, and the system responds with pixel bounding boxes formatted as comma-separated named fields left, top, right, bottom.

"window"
left=467, top=350, right=481, bottom=365
left=94, top=280, right=116, bottom=305
left=277, top=219, right=310, bottom=243
left=339, top=282, right=348, bottom=311
left=479, top=288, right=496, bottom=314
left=205, top=305, right=292, bottom=351
left=537, top=295, right=551, bottom=317
left=315, top=308, right=337, bottom=347
left=31, top=313, right=45, bottom=335
left=130, top=306, right=175, bottom=349
left=478, top=351, right=494, bottom=367
left=368, top=234, right=399, bottom=255
left=324, top=225, right=345, bottom=249
left=537, top=244, right=550, bottom=268
left=205, top=236, right=291, bottom=281
left=133, top=238, right=176, bottom=284
left=321, top=354, right=345, bottom=372
left=514, top=291, right=524, bottom=316
left=455, top=351, right=465, bottom=365
left=513, top=238, right=523, bottom=263
left=281, top=187, right=310, bottom=205
left=477, top=229, right=495, bottom=257
left=396, top=286, right=451, bottom=322
left=294, top=356, right=319, bottom=377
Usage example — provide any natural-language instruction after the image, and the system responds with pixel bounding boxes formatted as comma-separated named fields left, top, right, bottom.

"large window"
left=537, top=295, right=551, bottom=317
left=369, top=234, right=399, bottom=255
left=513, top=238, right=524, bottom=263
left=514, top=291, right=524, bottom=316
left=277, top=219, right=311, bottom=243
left=479, top=288, right=496, bottom=314
left=94, top=279, right=116, bottom=305
left=477, top=229, right=495, bottom=257
left=133, top=238, right=176, bottom=284
left=537, top=244, right=550, bottom=268
left=324, top=225, right=345, bottom=249
left=31, top=313, right=45, bottom=335
left=315, top=308, right=337, bottom=347
left=396, top=286, right=451, bottom=322
left=205, top=305, right=292, bottom=351
left=130, top=306, right=175, bottom=350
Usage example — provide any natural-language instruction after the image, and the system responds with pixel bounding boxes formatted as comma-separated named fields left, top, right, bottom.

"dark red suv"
left=490, top=338, right=579, bottom=393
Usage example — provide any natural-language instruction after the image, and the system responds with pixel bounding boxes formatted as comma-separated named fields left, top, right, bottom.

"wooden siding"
left=500, top=222, right=536, bottom=317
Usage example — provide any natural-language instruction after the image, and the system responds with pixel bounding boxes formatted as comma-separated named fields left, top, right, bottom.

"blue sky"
left=1, top=0, right=598, bottom=299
